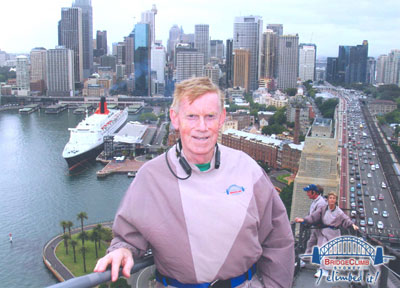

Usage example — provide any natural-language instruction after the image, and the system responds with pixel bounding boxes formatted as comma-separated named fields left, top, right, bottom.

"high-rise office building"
left=124, top=33, right=134, bottom=76
left=326, top=57, right=338, bottom=83
left=233, top=16, right=263, bottom=91
left=141, top=5, right=157, bottom=45
left=116, top=42, right=126, bottom=65
left=16, top=55, right=30, bottom=95
left=95, top=30, right=107, bottom=57
left=277, top=34, right=299, bottom=90
left=72, top=0, right=93, bottom=78
left=233, top=49, right=250, bottom=92
left=134, top=23, right=151, bottom=96
left=195, top=24, right=210, bottom=65
left=167, top=25, right=181, bottom=63
left=203, top=64, right=220, bottom=86
left=151, top=43, right=166, bottom=84
left=337, top=41, right=368, bottom=84
left=376, top=55, right=387, bottom=84
left=46, top=46, right=75, bottom=96
left=100, top=55, right=116, bottom=72
left=261, top=29, right=277, bottom=79
left=225, top=39, right=234, bottom=88
left=367, top=57, right=376, bottom=84
left=176, top=51, right=204, bottom=83
left=30, top=47, right=47, bottom=94
left=383, top=50, right=400, bottom=85
left=266, top=24, right=283, bottom=36
left=59, top=7, right=83, bottom=83
left=298, top=43, right=316, bottom=82
left=210, top=40, right=224, bottom=60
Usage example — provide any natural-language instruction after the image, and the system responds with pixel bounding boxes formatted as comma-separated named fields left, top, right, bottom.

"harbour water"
left=0, top=109, right=134, bottom=287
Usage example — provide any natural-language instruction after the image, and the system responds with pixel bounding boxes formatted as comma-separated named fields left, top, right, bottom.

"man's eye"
left=206, top=115, right=216, bottom=119
left=187, top=115, right=197, bottom=119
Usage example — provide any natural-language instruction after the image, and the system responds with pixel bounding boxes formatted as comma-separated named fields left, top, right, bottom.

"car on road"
left=360, top=226, right=366, bottom=233
left=382, top=211, right=388, bottom=218
left=382, top=182, right=387, bottom=188
left=377, top=221, right=384, bottom=229
left=350, top=187, right=355, bottom=192
left=358, top=207, right=364, bottom=213
left=370, top=195, right=376, bottom=201
left=359, top=212, right=365, bottom=219
left=373, top=207, right=379, bottom=215
left=376, top=164, right=380, bottom=169
left=372, top=152, right=376, bottom=156
left=362, top=180, right=367, bottom=185
left=369, top=161, right=374, bottom=165
left=351, top=202, right=356, bottom=209
left=351, top=210, right=357, bottom=217
left=360, top=220, right=366, bottom=227
left=350, top=178, right=355, bottom=183
left=364, top=190, right=369, bottom=197
left=357, top=190, right=362, bottom=196
left=367, top=173, right=372, bottom=178
left=357, top=183, right=361, bottom=189
left=367, top=217, right=374, bottom=226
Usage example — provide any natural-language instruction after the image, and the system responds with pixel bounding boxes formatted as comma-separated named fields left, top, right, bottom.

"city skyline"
left=1, top=0, right=399, bottom=58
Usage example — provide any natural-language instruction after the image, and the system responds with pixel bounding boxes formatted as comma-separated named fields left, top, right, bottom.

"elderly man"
left=94, top=77, right=294, bottom=288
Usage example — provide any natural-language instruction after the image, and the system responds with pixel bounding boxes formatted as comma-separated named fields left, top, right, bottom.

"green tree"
left=280, top=182, right=294, bottom=217
left=285, top=88, right=297, bottom=96
left=94, top=224, right=104, bottom=249
left=60, top=221, right=67, bottom=235
left=139, top=112, right=158, bottom=123
left=62, top=233, right=70, bottom=255
left=77, top=212, right=88, bottom=233
left=66, top=221, right=73, bottom=236
left=80, top=246, right=89, bottom=273
left=90, top=231, right=100, bottom=258
left=265, top=105, right=277, bottom=111
left=70, top=239, right=78, bottom=263
left=78, top=231, right=89, bottom=247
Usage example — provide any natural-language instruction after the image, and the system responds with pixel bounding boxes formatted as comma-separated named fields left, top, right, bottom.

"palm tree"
left=70, top=239, right=78, bottom=263
left=76, top=212, right=88, bottom=233
left=80, top=246, right=88, bottom=273
left=78, top=231, right=89, bottom=247
left=90, top=230, right=99, bottom=258
left=62, top=233, right=70, bottom=255
left=94, top=224, right=104, bottom=249
left=60, top=221, right=67, bottom=234
left=66, top=221, right=74, bottom=236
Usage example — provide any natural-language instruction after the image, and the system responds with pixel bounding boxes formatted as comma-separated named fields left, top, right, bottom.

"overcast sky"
left=2, top=0, right=399, bottom=58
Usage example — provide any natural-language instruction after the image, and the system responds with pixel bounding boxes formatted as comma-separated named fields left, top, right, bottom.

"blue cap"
left=304, top=184, right=318, bottom=192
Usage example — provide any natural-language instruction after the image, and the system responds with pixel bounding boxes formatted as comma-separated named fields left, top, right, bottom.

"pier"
left=96, top=157, right=145, bottom=178
left=45, top=104, right=68, bottom=114
left=19, top=104, right=40, bottom=114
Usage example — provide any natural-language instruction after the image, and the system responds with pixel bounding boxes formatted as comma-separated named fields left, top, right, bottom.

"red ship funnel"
left=95, top=96, right=109, bottom=114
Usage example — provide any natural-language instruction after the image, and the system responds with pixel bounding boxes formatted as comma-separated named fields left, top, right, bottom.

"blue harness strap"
left=155, top=263, right=257, bottom=288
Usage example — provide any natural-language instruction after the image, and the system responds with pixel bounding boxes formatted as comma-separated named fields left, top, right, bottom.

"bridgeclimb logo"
left=225, top=184, right=245, bottom=195
left=301, top=236, right=395, bottom=285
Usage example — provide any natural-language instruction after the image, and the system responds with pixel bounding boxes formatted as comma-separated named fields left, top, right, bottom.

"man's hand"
left=294, top=217, right=304, bottom=223
left=94, top=248, right=134, bottom=282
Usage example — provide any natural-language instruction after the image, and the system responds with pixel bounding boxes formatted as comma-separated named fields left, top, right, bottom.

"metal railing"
left=47, top=256, right=154, bottom=288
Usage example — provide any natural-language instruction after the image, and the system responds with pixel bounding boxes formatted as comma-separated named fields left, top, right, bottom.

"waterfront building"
left=376, top=54, right=387, bottom=84
left=203, top=63, right=220, bottom=86
left=195, top=24, right=210, bottom=65
left=151, top=43, right=166, bottom=84
left=176, top=51, right=204, bottom=83
left=225, top=39, right=234, bottom=88
left=233, top=16, right=263, bottom=91
left=59, top=7, right=83, bottom=83
left=46, top=46, right=75, bottom=97
left=298, top=43, right=316, bottom=82
left=233, top=48, right=250, bottom=92
left=134, top=23, right=151, bottom=96
left=141, top=4, right=157, bottom=46
left=16, top=55, right=30, bottom=96
left=72, top=0, right=93, bottom=78
left=30, top=47, right=47, bottom=95
left=277, top=34, right=299, bottom=90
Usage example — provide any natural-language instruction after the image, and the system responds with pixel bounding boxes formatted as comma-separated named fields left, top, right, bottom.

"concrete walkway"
left=42, top=221, right=113, bottom=282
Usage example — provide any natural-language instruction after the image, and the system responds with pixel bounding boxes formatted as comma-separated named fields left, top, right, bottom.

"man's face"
left=306, top=190, right=314, bottom=200
left=170, top=92, right=226, bottom=164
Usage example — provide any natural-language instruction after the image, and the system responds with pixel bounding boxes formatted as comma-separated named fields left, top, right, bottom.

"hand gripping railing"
left=47, top=256, right=154, bottom=288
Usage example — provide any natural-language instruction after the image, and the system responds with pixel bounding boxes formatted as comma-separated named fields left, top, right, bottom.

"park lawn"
left=276, top=173, right=291, bottom=184
left=56, top=234, right=108, bottom=277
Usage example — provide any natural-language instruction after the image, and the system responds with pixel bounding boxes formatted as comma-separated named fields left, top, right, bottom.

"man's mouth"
left=193, top=136, right=209, bottom=141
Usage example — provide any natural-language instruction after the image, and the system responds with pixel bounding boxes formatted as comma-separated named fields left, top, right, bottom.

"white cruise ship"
left=62, top=97, right=128, bottom=170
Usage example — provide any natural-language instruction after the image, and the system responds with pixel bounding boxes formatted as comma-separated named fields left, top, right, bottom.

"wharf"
left=19, top=104, right=40, bottom=114
left=45, top=104, right=68, bottom=114
left=96, top=157, right=145, bottom=178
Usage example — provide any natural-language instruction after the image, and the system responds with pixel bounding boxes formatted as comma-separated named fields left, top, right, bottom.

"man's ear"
left=170, top=108, right=179, bottom=130
left=218, top=108, right=226, bottom=129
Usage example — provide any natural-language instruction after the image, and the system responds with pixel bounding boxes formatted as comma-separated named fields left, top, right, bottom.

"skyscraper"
left=124, top=33, right=134, bottom=76
left=233, top=16, right=263, bottom=91
left=134, top=23, right=151, bottom=96
left=141, top=5, right=157, bottom=45
left=383, top=50, right=400, bottom=85
left=210, top=40, right=224, bottom=60
left=233, top=49, right=250, bottom=92
left=225, top=39, right=234, bottom=88
left=266, top=24, right=283, bottom=36
left=376, top=55, right=388, bottom=84
left=167, top=25, right=181, bottom=63
left=176, top=51, right=204, bottom=83
left=59, top=7, right=83, bottom=83
left=326, top=57, right=338, bottom=83
left=261, top=29, right=277, bottom=79
left=72, top=0, right=93, bottom=78
left=151, top=43, right=166, bottom=84
left=367, top=57, right=376, bottom=84
left=95, top=30, right=107, bottom=57
left=337, top=41, right=368, bottom=84
left=16, top=55, right=30, bottom=95
left=46, top=46, right=75, bottom=96
left=203, top=64, right=220, bottom=86
left=195, top=24, right=210, bottom=65
left=277, top=34, right=299, bottom=90
left=298, top=43, right=316, bottom=82
left=30, top=47, right=47, bottom=94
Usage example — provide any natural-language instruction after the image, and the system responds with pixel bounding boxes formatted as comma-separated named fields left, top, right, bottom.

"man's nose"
left=197, top=117, right=207, bottom=130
